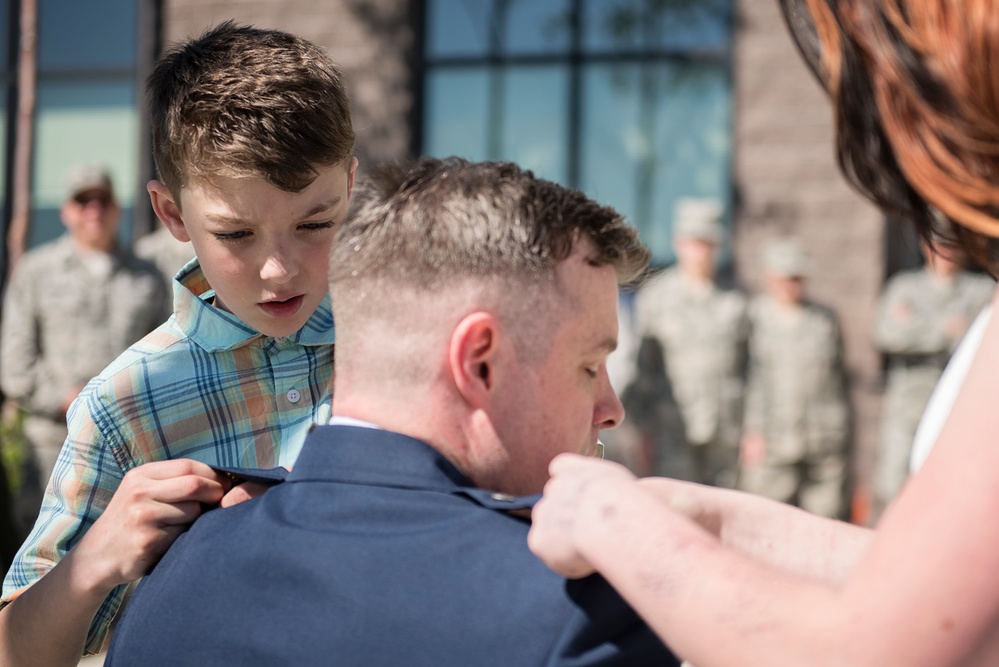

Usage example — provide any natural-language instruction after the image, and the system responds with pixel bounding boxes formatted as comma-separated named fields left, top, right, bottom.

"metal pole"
left=6, top=0, right=35, bottom=275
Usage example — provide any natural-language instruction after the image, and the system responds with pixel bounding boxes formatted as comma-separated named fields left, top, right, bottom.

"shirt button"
left=286, top=389, right=301, bottom=404
left=490, top=493, right=515, bottom=503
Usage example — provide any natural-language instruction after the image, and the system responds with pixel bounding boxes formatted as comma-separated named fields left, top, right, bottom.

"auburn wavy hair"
left=795, top=0, right=999, bottom=270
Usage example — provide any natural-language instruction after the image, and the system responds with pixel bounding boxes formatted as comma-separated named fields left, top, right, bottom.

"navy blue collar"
left=285, top=426, right=540, bottom=512
left=288, top=425, right=473, bottom=491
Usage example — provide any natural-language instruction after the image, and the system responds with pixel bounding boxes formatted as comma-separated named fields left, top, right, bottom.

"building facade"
left=1, top=0, right=890, bottom=518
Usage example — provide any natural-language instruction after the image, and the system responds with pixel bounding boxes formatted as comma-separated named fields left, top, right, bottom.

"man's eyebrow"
left=592, top=336, right=618, bottom=354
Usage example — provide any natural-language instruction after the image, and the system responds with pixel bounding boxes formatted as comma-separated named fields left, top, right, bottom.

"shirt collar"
left=288, top=425, right=472, bottom=491
left=171, top=259, right=336, bottom=352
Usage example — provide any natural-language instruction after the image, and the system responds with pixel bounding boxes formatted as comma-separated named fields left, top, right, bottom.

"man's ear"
left=147, top=180, right=190, bottom=243
left=450, top=311, right=500, bottom=407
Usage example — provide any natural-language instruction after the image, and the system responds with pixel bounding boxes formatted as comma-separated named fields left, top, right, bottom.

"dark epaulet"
left=212, top=465, right=289, bottom=488
left=452, top=488, right=539, bottom=521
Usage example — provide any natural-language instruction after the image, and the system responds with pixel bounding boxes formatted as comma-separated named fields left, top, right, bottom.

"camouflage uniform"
left=873, top=266, right=994, bottom=506
left=0, top=235, right=168, bottom=530
left=634, top=266, right=749, bottom=486
left=739, top=294, right=851, bottom=518
left=134, top=225, right=197, bottom=322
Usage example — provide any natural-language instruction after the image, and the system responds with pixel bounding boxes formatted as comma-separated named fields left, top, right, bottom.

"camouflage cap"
left=65, top=163, right=114, bottom=201
left=762, top=237, right=809, bottom=277
left=673, top=198, right=725, bottom=244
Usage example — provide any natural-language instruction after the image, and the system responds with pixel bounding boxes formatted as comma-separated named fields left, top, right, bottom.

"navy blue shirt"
left=107, top=426, right=678, bottom=666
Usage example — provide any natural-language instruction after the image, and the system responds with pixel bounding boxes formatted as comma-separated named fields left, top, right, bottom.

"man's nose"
left=595, top=368, right=624, bottom=430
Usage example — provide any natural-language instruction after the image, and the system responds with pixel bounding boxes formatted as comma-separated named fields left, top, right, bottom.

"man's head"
left=761, top=236, right=808, bottom=306
left=330, top=157, right=650, bottom=495
left=61, top=164, right=120, bottom=253
left=672, top=198, right=724, bottom=281
left=144, top=22, right=357, bottom=337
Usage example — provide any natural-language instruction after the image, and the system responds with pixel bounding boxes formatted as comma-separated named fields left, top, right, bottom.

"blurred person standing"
left=134, top=223, right=196, bottom=321
left=616, top=335, right=686, bottom=478
left=0, top=164, right=169, bottom=533
left=739, top=238, right=851, bottom=519
left=873, top=239, right=993, bottom=512
left=634, top=198, right=749, bottom=487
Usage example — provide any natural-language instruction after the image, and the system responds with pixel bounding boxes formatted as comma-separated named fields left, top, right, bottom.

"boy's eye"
left=213, top=230, right=250, bottom=242
left=584, top=366, right=598, bottom=379
left=300, top=220, right=336, bottom=232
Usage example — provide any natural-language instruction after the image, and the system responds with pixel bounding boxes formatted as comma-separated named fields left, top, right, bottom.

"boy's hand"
left=220, top=481, right=270, bottom=507
left=219, top=465, right=290, bottom=507
left=74, top=459, right=227, bottom=592
left=528, top=454, right=640, bottom=578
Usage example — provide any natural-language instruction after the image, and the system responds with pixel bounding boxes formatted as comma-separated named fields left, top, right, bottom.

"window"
left=29, top=0, right=142, bottom=247
left=421, top=0, right=733, bottom=265
left=0, top=0, right=150, bottom=252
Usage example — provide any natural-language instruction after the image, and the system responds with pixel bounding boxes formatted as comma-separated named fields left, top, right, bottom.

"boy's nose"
left=260, top=249, right=299, bottom=283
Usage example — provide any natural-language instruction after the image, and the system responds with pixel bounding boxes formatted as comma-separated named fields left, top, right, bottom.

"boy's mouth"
left=258, top=294, right=304, bottom=318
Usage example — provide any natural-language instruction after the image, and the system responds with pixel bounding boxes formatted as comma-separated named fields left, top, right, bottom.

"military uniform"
left=134, top=225, right=197, bottom=321
left=0, top=235, right=168, bottom=529
left=739, top=295, right=851, bottom=518
left=634, top=267, right=749, bottom=486
left=107, top=425, right=678, bottom=667
left=873, top=266, right=994, bottom=506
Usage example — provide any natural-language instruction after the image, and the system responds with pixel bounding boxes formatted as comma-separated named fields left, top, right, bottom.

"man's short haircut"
left=330, top=157, right=649, bottom=363
left=147, top=20, right=355, bottom=199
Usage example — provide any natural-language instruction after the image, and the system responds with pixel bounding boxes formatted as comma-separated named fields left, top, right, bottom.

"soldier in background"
left=0, top=164, right=169, bottom=533
left=634, top=198, right=749, bottom=487
left=616, top=335, right=687, bottom=478
left=134, top=222, right=196, bottom=321
left=873, top=239, right=994, bottom=514
left=739, top=238, right=851, bottom=519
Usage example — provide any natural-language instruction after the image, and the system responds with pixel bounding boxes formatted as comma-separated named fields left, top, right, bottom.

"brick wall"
left=162, top=0, right=416, bottom=169
left=733, top=0, right=885, bottom=509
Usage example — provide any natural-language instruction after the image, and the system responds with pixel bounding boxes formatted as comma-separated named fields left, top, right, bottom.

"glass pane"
left=0, top=87, right=6, bottom=226
left=424, top=69, right=491, bottom=159
left=30, top=79, right=139, bottom=247
left=583, top=0, right=732, bottom=54
left=38, top=0, right=138, bottom=70
left=0, top=0, right=8, bottom=69
left=424, top=65, right=569, bottom=184
left=426, top=0, right=572, bottom=59
left=580, top=61, right=732, bottom=265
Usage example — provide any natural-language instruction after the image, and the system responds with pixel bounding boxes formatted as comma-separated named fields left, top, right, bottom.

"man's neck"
left=333, top=390, right=475, bottom=484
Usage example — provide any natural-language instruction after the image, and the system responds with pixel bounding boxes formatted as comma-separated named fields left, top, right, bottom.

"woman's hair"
left=785, top=0, right=999, bottom=271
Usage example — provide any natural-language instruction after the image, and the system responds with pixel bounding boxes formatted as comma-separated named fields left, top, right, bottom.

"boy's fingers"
left=220, top=482, right=270, bottom=508
left=154, top=500, right=207, bottom=526
left=127, top=458, right=222, bottom=482
left=128, top=473, right=226, bottom=506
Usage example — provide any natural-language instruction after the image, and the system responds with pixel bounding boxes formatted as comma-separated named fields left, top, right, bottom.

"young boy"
left=0, top=21, right=357, bottom=665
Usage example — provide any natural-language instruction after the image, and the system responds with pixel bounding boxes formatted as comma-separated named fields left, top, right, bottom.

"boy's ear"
left=347, top=157, right=359, bottom=198
left=450, top=311, right=501, bottom=408
left=147, top=180, right=191, bottom=243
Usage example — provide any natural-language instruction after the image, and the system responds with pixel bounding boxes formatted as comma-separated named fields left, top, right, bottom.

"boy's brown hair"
left=147, top=20, right=355, bottom=200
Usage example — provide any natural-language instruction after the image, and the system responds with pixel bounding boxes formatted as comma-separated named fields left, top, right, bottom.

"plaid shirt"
left=1, top=260, right=335, bottom=654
